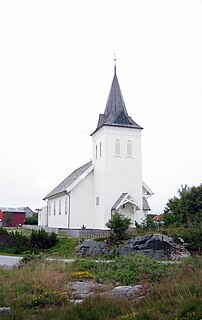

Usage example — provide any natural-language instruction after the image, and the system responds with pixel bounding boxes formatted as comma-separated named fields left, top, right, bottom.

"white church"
left=39, top=63, right=153, bottom=229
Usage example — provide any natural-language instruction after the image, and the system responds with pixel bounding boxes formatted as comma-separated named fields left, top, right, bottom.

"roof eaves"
left=66, top=164, right=94, bottom=192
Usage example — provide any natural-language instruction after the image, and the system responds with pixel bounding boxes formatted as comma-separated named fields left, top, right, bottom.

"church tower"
left=91, top=62, right=145, bottom=228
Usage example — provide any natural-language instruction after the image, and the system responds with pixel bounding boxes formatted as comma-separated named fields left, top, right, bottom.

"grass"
left=0, top=227, right=202, bottom=319
left=0, top=229, right=78, bottom=257
left=0, top=255, right=202, bottom=319
left=44, top=236, right=78, bottom=258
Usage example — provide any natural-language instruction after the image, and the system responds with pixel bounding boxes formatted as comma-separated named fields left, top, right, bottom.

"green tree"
left=163, top=184, right=202, bottom=227
left=106, top=212, right=131, bottom=243
left=24, top=214, right=38, bottom=225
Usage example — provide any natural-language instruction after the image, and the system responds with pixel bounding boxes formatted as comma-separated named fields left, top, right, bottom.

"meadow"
left=0, top=235, right=202, bottom=319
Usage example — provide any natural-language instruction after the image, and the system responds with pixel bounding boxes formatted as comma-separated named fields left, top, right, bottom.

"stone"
left=75, top=239, right=108, bottom=258
left=0, top=307, right=11, bottom=315
left=75, top=234, right=190, bottom=260
left=117, top=234, right=190, bottom=259
left=105, top=285, right=144, bottom=297
left=67, top=281, right=146, bottom=303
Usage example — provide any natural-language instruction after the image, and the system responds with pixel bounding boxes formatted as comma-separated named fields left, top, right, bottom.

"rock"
left=68, top=281, right=146, bottom=303
left=104, top=285, right=144, bottom=297
left=75, top=234, right=190, bottom=260
left=75, top=239, right=108, bottom=258
left=0, top=307, right=11, bottom=315
left=117, top=234, right=190, bottom=259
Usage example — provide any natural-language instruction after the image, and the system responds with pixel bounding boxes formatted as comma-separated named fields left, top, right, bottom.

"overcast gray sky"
left=0, top=0, right=201, bottom=213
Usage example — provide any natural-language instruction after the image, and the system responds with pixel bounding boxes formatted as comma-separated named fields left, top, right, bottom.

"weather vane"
left=114, top=53, right=116, bottom=74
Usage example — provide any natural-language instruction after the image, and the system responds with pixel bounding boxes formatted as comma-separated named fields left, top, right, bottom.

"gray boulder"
left=75, top=234, right=190, bottom=260
left=75, top=239, right=108, bottom=258
left=117, top=234, right=190, bottom=259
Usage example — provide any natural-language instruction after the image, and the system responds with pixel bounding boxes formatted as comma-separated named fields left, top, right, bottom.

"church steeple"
left=93, top=61, right=143, bottom=134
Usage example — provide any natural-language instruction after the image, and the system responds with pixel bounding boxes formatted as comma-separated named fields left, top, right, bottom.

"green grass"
left=44, top=236, right=78, bottom=258
left=73, top=254, right=175, bottom=285
left=0, top=255, right=201, bottom=319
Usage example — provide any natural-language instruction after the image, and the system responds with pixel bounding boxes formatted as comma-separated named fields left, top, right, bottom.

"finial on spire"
left=114, top=53, right=116, bottom=75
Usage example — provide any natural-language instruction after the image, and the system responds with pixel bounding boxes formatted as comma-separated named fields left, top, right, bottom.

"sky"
left=0, top=0, right=201, bottom=214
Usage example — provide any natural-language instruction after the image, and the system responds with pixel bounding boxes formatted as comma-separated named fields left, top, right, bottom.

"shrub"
left=24, top=215, right=38, bottom=225
left=29, top=230, right=58, bottom=250
left=0, top=228, right=58, bottom=253
left=106, top=212, right=131, bottom=243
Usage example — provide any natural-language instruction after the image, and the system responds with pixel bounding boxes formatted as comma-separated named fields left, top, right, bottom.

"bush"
left=0, top=228, right=29, bottom=253
left=24, top=215, right=38, bottom=225
left=0, top=228, right=58, bottom=253
left=106, top=212, right=131, bottom=243
left=29, top=230, right=58, bottom=250
left=163, top=184, right=202, bottom=227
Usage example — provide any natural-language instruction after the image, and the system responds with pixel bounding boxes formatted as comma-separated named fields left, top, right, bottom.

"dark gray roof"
left=92, top=69, right=142, bottom=135
left=111, top=193, right=127, bottom=210
left=112, top=193, right=151, bottom=211
left=43, top=161, right=93, bottom=200
left=143, top=197, right=151, bottom=211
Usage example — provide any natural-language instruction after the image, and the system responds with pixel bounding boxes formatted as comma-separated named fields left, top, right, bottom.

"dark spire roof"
left=92, top=65, right=142, bottom=135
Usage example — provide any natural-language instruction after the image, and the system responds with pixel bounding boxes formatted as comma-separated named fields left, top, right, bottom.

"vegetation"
left=0, top=183, right=201, bottom=318
left=163, top=184, right=202, bottom=227
left=0, top=228, right=58, bottom=254
left=24, top=214, right=38, bottom=225
left=0, top=256, right=202, bottom=319
left=106, top=212, right=131, bottom=243
left=73, top=254, right=173, bottom=285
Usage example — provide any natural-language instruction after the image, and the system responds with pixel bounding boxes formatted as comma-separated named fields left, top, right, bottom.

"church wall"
left=92, top=127, right=107, bottom=228
left=104, top=126, right=143, bottom=225
left=38, top=206, right=48, bottom=227
left=47, top=194, right=69, bottom=228
left=92, top=126, right=144, bottom=228
left=70, top=170, right=94, bottom=228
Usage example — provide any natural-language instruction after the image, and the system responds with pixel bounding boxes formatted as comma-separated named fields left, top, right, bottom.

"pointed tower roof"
left=92, top=62, right=142, bottom=135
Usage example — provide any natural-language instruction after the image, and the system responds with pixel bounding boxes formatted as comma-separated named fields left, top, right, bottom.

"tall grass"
left=0, top=256, right=202, bottom=319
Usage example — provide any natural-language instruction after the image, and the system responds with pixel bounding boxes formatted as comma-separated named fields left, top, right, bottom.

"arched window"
left=59, top=200, right=61, bottom=215
left=115, top=139, right=120, bottom=156
left=95, top=145, right=98, bottom=160
left=99, top=142, right=102, bottom=158
left=48, top=204, right=51, bottom=216
left=54, top=201, right=56, bottom=215
left=65, top=198, right=68, bottom=214
left=127, top=140, right=132, bottom=156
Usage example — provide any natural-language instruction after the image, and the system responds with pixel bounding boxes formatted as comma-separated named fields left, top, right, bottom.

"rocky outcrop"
left=68, top=280, right=146, bottom=304
left=75, top=239, right=109, bottom=258
left=75, top=234, right=190, bottom=260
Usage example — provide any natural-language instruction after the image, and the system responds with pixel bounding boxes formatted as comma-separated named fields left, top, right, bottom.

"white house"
left=39, top=64, right=153, bottom=229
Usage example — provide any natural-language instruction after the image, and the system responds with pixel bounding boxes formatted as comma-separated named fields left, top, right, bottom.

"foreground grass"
left=0, top=255, right=202, bottom=320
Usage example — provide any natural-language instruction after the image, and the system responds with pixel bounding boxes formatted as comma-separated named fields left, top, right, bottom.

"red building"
left=0, top=207, right=25, bottom=227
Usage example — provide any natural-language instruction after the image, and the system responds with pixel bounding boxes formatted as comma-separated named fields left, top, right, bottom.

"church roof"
left=92, top=66, right=142, bottom=135
left=43, top=161, right=93, bottom=200
left=111, top=193, right=151, bottom=211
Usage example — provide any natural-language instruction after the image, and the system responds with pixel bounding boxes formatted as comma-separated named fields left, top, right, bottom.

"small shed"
left=0, top=207, right=25, bottom=227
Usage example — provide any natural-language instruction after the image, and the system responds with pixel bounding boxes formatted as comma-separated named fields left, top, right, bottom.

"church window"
left=48, top=204, right=51, bottom=216
left=96, top=145, right=98, bottom=160
left=96, top=196, right=99, bottom=206
left=115, top=139, right=120, bottom=156
left=99, top=142, right=102, bottom=158
left=65, top=198, right=68, bottom=214
left=59, top=200, right=61, bottom=215
left=127, top=140, right=132, bottom=157
left=54, top=201, right=56, bottom=215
